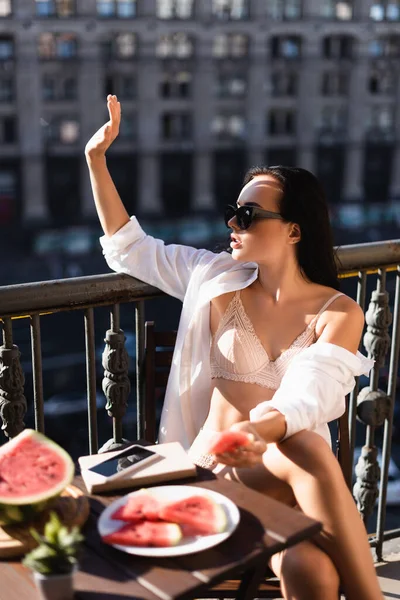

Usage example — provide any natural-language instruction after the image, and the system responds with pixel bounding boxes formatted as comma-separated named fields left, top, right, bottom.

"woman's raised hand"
left=85, top=95, right=121, bottom=160
left=213, top=421, right=267, bottom=468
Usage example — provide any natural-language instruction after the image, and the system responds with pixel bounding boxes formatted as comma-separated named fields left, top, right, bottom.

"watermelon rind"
left=0, top=429, right=75, bottom=525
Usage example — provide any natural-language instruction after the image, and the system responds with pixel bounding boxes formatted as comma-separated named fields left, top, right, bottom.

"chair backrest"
left=143, top=321, right=177, bottom=443
left=144, top=320, right=352, bottom=489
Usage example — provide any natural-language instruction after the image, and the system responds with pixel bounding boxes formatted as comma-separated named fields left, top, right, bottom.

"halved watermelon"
left=159, top=495, right=227, bottom=535
left=111, top=489, right=162, bottom=522
left=208, top=430, right=252, bottom=455
left=102, top=521, right=182, bottom=547
left=0, top=429, right=74, bottom=525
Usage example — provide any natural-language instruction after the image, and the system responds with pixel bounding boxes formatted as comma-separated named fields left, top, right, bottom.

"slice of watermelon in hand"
left=159, top=495, right=227, bottom=535
left=102, top=520, right=182, bottom=547
left=111, top=489, right=162, bottom=522
left=207, top=430, right=253, bottom=455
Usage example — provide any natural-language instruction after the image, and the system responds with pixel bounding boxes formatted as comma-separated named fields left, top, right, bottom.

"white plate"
left=98, top=485, right=240, bottom=557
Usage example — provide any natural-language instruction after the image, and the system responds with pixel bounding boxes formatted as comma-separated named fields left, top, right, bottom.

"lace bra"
left=210, top=291, right=344, bottom=391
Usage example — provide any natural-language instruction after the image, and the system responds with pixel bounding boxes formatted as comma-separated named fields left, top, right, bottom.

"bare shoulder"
left=332, top=294, right=365, bottom=321
left=316, top=292, right=365, bottom=353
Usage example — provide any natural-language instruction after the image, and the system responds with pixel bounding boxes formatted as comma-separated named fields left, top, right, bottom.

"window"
left=42, top=75, right=56, bottom=100
left=369, top=36, right=400, bottom=57
left=119, top=113, right=136, bottom=139
left=115, top=33, right=136, bottom=58
left=101, top=33, right=136, bottom=59
left=370, top=1, right=400, bottom=20
left=271, top=36, right=301, bottom=59
left=0, top=169, right=16, bottom=224
left=157, top=33, right=193, bottom=58
left=267, top=0, right=302, bottom=19
left=215, top=73, right=247, bottom=97
left=318, top=106, right=347, bottom=133
left=270, top=71, right=297, bottom=96
left=157, top=0, right=194, bottom=18
left=160, top=71, right=192, bottom=98
left=323, top=35, right=353, bottom=59
left=0, top=37, right=13, bottom=59
left=0, top=1, right=11, bottom=16
left=0, top=116, right=16, bottom=143
left=97, top=0, right=136, bottom=17
left=369, top=70, right=396, bottom=94
left=160, top=152, right=192, bottom=217
left=45, top=117, right=80, bottom=143
left=97, top=0, right=136, bottom=19
left=320, top=0, right=352, bottom=19
left=366, top=105, right=395, bottom=139
left=161, top=112, right=192, bottom=140
left=35, top=1, right=75, bottom=17
left=104, top=74, right=136, bottom=99
left=321, top=71, right=348, bottom=95
left=42, top=75, right=77, bottom=100
left=268, top=109, right=296, bottom=135
left=213, top=34, right=248, bottom=58
left=211, top=114, right=246, bottom=139
left=0, top=77, right=13, bottom=101
left=38, top=33, right=78, bottom=59
left=212, top=0, right=248, bottom=19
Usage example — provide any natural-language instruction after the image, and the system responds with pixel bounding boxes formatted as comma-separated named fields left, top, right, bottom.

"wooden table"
left=0, top=469, right=321, bottom=600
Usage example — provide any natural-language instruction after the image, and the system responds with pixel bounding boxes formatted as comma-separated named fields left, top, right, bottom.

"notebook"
left=78, top=442, right=197, bottom=494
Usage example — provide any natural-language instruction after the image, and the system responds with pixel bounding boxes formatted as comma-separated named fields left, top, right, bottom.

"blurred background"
left=1, top=2, right=400, bottom=514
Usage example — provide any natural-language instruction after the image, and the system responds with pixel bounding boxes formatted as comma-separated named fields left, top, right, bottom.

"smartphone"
left=88, top=445, right=161, bottom=481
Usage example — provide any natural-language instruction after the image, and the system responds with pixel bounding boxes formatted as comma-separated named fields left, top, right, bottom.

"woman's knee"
left=277, top=430, right=343, bottom=483
left=278, top=541, right=340, bottom=596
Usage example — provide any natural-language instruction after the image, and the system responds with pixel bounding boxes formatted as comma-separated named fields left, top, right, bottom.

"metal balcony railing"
left=0, top=238, right=399, bottom=560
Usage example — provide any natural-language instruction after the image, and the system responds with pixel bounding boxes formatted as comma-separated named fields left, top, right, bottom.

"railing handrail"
left=0, top=239, right=399, bottom=318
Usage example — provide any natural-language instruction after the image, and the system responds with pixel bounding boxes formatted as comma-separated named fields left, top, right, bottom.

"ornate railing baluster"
left=375, top=265, right=400, bottom=560
left=354, top=269, right=392, bottom=523
left=100, top=304, right=131, bottom=452
left=0, top=318, right=27, bottom=439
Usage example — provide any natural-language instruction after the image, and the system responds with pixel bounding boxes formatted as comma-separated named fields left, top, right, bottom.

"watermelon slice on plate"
left=111, top=489, right=161, bottom=522
left=159, top=495, right=227, bottom=535
left=102, top=521, right=182, bottom=547
left=207, top=431, right=252, bottom=455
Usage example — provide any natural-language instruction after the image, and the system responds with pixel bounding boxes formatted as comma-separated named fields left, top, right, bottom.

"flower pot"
left=33, top=568, right=75, bottom=600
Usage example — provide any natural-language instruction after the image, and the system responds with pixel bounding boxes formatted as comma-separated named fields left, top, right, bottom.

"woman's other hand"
left=214, top=421, right=267, bottom=468
left=85, top=95, right=121, bottom=160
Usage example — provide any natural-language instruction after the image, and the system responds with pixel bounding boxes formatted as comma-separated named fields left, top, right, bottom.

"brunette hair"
left=243, top=165, right=340, bottom=290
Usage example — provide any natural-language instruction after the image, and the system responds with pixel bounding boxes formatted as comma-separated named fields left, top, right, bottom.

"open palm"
left=85, top=95, right=121, bottom=159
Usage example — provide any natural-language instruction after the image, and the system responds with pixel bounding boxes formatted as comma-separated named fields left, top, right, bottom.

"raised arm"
left=85, top=95, right=130, bottom=237
left=85, top=96, right=222, bottom=300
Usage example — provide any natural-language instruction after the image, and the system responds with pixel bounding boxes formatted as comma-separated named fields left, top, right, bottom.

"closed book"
left=78, top=442, right=197, bottom=494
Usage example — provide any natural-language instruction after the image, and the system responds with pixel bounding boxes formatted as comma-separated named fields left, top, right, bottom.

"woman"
left=86, top=95, right=383, bottom=600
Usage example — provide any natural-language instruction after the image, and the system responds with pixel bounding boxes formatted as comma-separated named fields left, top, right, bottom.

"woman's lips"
left=230, top=235, right=242, bottom=249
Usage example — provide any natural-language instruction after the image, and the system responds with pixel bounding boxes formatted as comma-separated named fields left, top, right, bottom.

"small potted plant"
left=23, top=511, right=84, bottom=600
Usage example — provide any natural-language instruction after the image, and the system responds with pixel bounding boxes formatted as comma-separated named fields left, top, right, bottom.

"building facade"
left=1, top=0, right=400, bottom=241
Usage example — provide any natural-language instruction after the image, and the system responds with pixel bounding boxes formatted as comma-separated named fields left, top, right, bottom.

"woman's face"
left=229, top=174, right=297, bottom=265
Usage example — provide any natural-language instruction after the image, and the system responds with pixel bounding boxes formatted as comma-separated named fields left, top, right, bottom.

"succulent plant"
left=23, top=512, right=84, bottom=576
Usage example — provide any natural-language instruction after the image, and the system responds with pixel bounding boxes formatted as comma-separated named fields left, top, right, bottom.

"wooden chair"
left=143, top=320, right=351, bottom=599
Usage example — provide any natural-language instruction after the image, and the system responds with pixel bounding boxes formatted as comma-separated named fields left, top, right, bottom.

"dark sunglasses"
left=224, top=204, right=283, bottom=230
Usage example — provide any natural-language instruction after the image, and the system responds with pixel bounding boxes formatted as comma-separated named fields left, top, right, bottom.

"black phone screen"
left=88, top=446, right=157, bottom=478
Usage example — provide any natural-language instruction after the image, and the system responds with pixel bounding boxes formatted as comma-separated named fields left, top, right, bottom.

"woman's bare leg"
left=221, top=430, right=383, bottom=600
left=270, top=541, right=340, bottom=600
left=218, top=458, right=341, bottom=599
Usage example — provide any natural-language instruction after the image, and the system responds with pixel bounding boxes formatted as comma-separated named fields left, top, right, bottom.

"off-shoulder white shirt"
left=100, top=217, right=373, bottom=450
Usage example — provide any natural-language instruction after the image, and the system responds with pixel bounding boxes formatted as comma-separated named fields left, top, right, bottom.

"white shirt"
left=100, top=217, right=373, bottom=450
